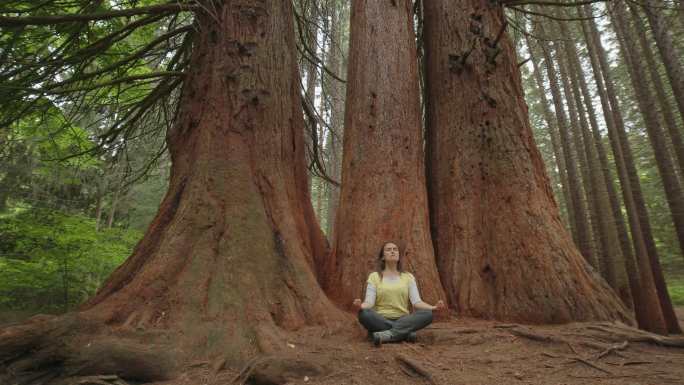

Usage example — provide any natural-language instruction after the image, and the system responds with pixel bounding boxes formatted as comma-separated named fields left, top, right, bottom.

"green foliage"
left=668, top=278, right=684, bottom=306
left=0, top=207, right=141, bottom=313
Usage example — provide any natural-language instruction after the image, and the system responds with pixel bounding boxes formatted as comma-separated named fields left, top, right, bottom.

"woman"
left=352, top=242, right=445, bottom=346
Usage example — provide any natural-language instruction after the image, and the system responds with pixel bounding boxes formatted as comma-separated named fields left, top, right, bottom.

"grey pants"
left=358, top=309, right=433, bottom=339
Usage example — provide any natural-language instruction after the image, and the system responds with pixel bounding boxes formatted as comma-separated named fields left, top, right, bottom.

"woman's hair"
left=376, top=241, right=403, bottom=279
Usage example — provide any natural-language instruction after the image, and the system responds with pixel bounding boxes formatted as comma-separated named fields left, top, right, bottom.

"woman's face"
left=383, top=243, right=400, bottom=262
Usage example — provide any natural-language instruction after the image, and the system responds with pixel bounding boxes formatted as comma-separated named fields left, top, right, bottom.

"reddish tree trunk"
left=581, top=4, right=669, bottom=334
left=537, top=30, right=595, bottom=265
left=321, top=0, right=447, bottom=309
left=629, top=4, right=684, bottom=191
left=423, top=0, right=630, bottom=323
left=611, top=3, right=681, bottom=334
left=565, top=12, right=635, bottom=289
left=77, top=0, right=340, bottom=363
left=640, top=0, right=684, bottom=123
left=557, top=19, right=631, bottom=305
left=525, top=35, right=576, bottom=240
left=613, top=5, right=684, bottom=261
left=555, top=39, right=602, bottom=270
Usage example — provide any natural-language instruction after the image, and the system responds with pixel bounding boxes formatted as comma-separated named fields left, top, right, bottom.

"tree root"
left=596, top=341, right=629, bottom=360
left=232, top=354, right=326, bottom=385
left=507, top=323, right=684, bottom=349
left=583, top=323, right=684, bottom=347
left=0, top=313, right=178, bottom=385
left=395, top=354, right=437, bottom=385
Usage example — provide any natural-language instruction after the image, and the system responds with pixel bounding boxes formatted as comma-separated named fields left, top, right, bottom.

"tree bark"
left=322, top=0, right=447, bottom=309
left=0, top=3, right=346, bottom=381
left=581, top=4, right=669, bottom=334
left=423, top=0, right=630, bottom=323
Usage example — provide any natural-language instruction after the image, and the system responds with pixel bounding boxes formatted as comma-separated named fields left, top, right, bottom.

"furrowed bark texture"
left=423, top=0, right=630, bottom=324
left=322, top=0, right=447, bottom=309
left=80, top=0, right=341, bottom=362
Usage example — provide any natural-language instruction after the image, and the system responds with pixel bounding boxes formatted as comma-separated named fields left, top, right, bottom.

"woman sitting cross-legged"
left=352, top=241, right=445, bottom=346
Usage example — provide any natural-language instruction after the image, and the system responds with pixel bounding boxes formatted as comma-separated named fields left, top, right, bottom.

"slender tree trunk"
left=323, top=1, right=346, bottom=239
left=555, top=39, right=602, bottom=271
left=304, top=2, right=319, bottom=191
left=612, top=3, right=682, bottom=333
left=559, top=14, right=634, bottom=307
left=641, top=0, right=684, bottom=122
left=107, top=176, right=123, bottom=229
left=524, top=35, right=575, bottom=239
left=581, top=4, right=668, bottom=333
left=613, top=3, right=684, bottom=262
left=322, top=0, right=446, bottom=309
left=557, top=17, right=631, bottom=305
left=537, top=23, right=595, bottom=265
left=423, top=0, right=630, bottom=323
left=629, top=4, right=684, bottom=183
left=94, top=192, right=104, bottom=231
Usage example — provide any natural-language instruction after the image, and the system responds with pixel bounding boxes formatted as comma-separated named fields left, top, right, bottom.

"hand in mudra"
left=352, top=298, right=363, bottom=310
left=433, top=300, right=446, bottom=311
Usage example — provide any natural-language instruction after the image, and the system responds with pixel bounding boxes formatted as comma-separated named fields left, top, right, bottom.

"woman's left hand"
left=433, top=300, right=446, bottom=311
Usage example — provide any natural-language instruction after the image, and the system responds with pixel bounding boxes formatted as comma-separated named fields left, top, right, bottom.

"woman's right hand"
left=352, top=298, right=363, bottom=310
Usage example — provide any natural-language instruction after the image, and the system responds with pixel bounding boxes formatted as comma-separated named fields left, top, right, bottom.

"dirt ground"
left=133, top=310, right=684, bottom=385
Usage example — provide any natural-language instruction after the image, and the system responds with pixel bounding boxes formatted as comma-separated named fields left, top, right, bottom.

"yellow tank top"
left=367, top=272, right=415, bottom=319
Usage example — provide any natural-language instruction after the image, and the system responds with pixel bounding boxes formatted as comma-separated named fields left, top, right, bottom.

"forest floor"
left=137, top=309, right=684, bottom=385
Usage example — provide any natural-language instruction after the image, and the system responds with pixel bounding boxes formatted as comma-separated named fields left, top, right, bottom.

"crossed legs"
left=357, top=309, right=433, bottom=342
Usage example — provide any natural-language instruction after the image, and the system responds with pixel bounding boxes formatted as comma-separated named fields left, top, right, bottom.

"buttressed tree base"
left=423, top=0, right=631, bottom=324
left=0, top=1, right=347, bottom=382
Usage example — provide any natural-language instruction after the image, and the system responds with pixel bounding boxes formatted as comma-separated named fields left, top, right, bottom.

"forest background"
left=0, top=0, right=683, bottom=327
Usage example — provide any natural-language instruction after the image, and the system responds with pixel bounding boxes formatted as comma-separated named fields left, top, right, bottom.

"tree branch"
left=0, top=2, right=198, bottom=27
left=3, top=72, right=185, bottom=95
left=502, top=0, right=607, bottom=7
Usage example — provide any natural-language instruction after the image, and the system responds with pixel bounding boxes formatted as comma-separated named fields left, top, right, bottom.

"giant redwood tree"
left=423, top=0, right=630, bottom=323
left=320, top=0, right=446, bottom=308
left=0, top=1, right=345, bottom=381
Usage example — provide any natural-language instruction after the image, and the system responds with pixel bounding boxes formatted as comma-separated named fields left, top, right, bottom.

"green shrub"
left=0, top=207, right=141, bottom=313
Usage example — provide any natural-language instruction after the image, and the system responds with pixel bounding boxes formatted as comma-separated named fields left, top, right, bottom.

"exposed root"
left=563, top=356, right=613, bottom=375
left=582, top=323, right=684, bottom=347
left=395, top=354, right=437, bottom=385
left=508, top=326, right=557, bottom=343
left=232, top=354, right=326, bottom=385
left=58, top=375, right=130, bottom=385
left=596, top=341, right=629, bottom=360
left=507, top=323, right=684, bottom=349
left=0, top=313, right=178, bottom=385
